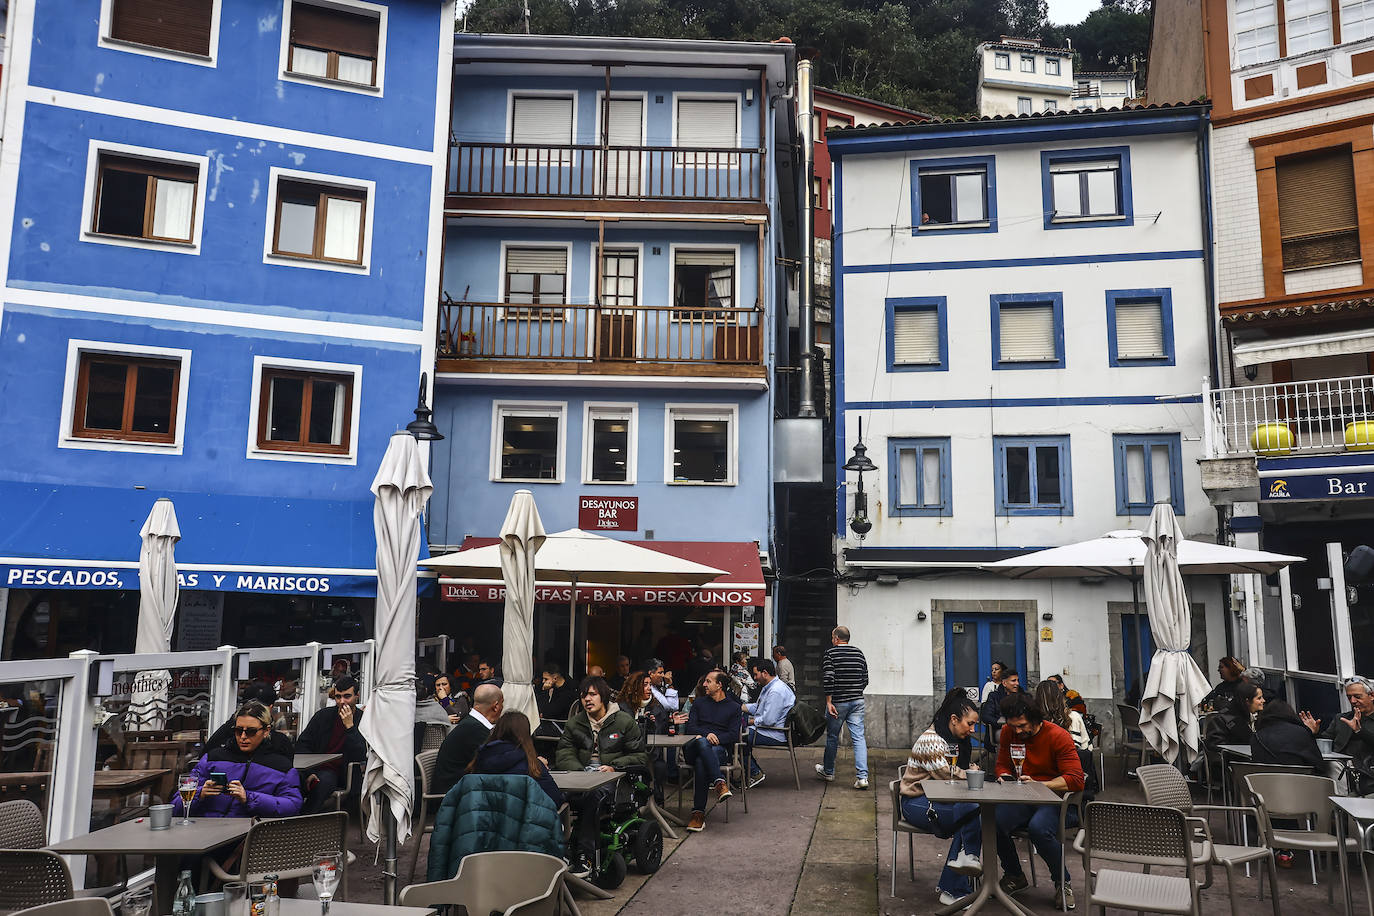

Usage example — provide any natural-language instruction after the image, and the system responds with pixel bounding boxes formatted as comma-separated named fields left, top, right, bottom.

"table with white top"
left=644, top=734, right=693, bottom=839
left=279, top=901, right=433, bottom=916
left=547, top=770, right=622, bottom=911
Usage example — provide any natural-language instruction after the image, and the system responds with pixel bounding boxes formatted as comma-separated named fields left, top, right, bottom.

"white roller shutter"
left=1114, top=299, right=1165, bottom=360
left=677, top=99, right=738, bottom=148
left=511, top=96, right=574, bottom=146
left=892, top=310, right=941, bottom=365
left=675, top=249, right=734, bottom=267
left=506, top=247, right=568, bottom=274
left=603, top=98, right=643, bottom=145
left=998, top=304, right=1057, bottom=362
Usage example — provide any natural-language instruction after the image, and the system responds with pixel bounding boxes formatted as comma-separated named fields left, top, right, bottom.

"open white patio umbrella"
left=1137, top=504, right=1213, bottom=764
left=360, top=432, right=432, bottom=904
left=498, top=490, right=546, bottom=729
left=130, top=498, right=180, bottom=731
left=423, top=528, right=727, bottom=673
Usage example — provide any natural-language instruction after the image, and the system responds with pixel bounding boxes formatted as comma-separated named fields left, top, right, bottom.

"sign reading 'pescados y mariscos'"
left=2, top=565, right=373, bottom=595
left=442, top=581, right=763, bottom=606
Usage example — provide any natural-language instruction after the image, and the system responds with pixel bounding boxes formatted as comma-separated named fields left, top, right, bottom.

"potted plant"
left=1250, top=422, right=1293, bottom=456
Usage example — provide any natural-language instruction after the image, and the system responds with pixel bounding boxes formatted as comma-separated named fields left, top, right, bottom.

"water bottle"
left=264, top=874, right=280, bottom=916
left=171, top=871, right=195, bottom=916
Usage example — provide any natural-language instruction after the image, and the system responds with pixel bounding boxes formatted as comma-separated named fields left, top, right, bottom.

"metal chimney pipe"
left=797, top=58, right=818, bottom=418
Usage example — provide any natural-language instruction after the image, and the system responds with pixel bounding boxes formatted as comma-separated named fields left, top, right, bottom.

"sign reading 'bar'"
left=578, top=495, right=639, bottom=531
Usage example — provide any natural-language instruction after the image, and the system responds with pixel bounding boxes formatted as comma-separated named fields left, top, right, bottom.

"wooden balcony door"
left=598, top=249, right=638, bottom=360
left=599, top=96, right=643, bottom=197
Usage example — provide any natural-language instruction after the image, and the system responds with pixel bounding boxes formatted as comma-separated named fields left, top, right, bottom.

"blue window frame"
left=910, top=155, right=997, bottom=235
left=1112, top=433, right=1184, bottom=515
left=1106, top=288, right=1174, bottom=366
left=994, top=435, right=1072, bottom=516
left=990, top=292, right=1064, bottom=370
left=1040, top=146, right=1133, bottom=229
left=886, top=297, right=948, bottom=372
left=889, top=437, right=952, bottom=516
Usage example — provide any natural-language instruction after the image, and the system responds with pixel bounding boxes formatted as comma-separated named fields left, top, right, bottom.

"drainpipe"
left=797, top=58, right=817, bottom=418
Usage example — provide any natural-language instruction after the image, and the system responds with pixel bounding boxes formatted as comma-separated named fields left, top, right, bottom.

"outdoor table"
left=1331, top=795, right=1374, bottom=916
left=923, top=777, right=1064, bottom=916
left=644, top=734, right=693, bottom=839
left=50, top=815, right=251, bottom=913
left=548, top=771, right=623, bottom=913
left=279, top=901, right=434, bottom=916
left=1219, top=742, right=1355, bottom=807
left=294, top=753, right=343, bottom=770
left=92, top=768, right=170, bottom=815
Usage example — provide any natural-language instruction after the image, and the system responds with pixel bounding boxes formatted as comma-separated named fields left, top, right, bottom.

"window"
left=1042, top=147, right=1132, bottom=228
left=666, top=406, right=736, bottom=485
left=994, top=436, right=1073, bottom=515
left=271, top=177, right=367, bottom=265
left=583, top=404, right=636, bottom=484
left=991, top=293, right=1064, bottom=369
left=887, top=297, right=948, bottom=371
left=1233, top=0, right=1279, bottom=66
left=995, top=52, right=1011, bottom=70
left=256, top=368, right=353, bottom=455
left=1107, top=289, right=1175, bottom=366
left=911, top=156, right=996, bottom=233
left=1017, top=97, right=1033, bottom=115
left=1044, top=99, right=1057, bottom=112
left=672, top=249, right=735, bottom=320
left=676, top=98, right=739, bottom=149
left=107, top=0, right=214, bottom=57
left=510, top=94, right=575, bottom=158
left=1021, top=55, right=1036, bottom=73
left=90, top=153, right=199, bottom=244
left=286, top=1, right=382, bottom=88
left=504, top=246, right=568, bottom=315
left=1113, top=434, right=1184, bottom=515
left=1276, top=147, right=1359, bottom=271
left=493, top=403, right=565, bottom=482
left=889, top=438, right=952, bottom=517
left=1285, top=0, right=1333, bottom=55
left=72, top=352, right=180, bottom=444
left=1343, top=0, right=1374, bottom=41
left=1046, top=58, right=1061, bottom=75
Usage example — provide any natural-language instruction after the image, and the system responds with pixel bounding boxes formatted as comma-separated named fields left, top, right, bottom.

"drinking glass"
left=311, top=850, right=342, bottom=915
left=1010, top=743, right=1027, bottom=783
left=124, top=887, right=153, bottom=916
left=177, top=775, right=198, bottom=826
left=945, top=741, right=960, bottom=784
left=223, top=882, right=247, bottom=916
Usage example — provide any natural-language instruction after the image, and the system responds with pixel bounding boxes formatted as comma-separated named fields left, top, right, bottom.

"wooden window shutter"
left=291, top=3, right=379, bottom=58
left=506, top=248, right=567, bottom=275
left=998, top=305, right=1056, bottom=361
left=1114, top=300, right=1165, bottom=359
left=891, top=310, right=941, bottom=364
left=110, top=0, right=213, bottom=56
left=1276, top=147, right=1361, bottom=270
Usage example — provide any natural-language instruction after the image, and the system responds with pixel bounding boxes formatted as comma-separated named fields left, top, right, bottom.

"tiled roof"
left=1223, top=296, right=1374, bottom=322
left=827, top=99, right=1210, bottom=133
left=1076, top=70, right=1137, bottom=78
left=982, top=41, right=1073, bottom=56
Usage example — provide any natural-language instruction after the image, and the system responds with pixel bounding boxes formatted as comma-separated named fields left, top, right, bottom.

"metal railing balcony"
left=1205, top=374, right=1374, bottom=458
left=437, top=298, right=765, bottom=367
left=448, top=142, right=765, bottom=202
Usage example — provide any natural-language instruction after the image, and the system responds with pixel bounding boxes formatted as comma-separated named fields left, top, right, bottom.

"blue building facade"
left=428, top=35, right=797, bottom=674
left=0, top=0, right=453, bottom=656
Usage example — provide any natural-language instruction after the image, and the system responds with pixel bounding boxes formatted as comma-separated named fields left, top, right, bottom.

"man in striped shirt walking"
left=815, top=626, right=870, bottom=789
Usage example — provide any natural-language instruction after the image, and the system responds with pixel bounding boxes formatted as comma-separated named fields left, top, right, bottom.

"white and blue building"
left=427, top=34, right=798, bottom=675
left=827, top=103, right=1225, bottom=747
left=0, top=0, right=454, bottom=657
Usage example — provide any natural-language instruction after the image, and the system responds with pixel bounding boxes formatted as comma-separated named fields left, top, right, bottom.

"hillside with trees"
left=460, top=0, right=1151, bottom=118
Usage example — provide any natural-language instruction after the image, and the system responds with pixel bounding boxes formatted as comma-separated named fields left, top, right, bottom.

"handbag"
left=788, top=700, right=828, bottom=746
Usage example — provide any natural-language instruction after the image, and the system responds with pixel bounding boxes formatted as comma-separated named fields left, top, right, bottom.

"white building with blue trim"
left=828, top=103, right=1223, bottom=746
left=0, top=0, right=454, bottom=657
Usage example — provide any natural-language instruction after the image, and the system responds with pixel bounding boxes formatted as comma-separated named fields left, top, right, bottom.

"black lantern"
left=845, top=418, right=876, bottom=539
left=405, top=372, right=444, bottom=441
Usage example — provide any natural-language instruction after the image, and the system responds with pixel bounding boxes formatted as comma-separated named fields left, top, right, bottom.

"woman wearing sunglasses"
left=174, top=701, right=303, bottom=819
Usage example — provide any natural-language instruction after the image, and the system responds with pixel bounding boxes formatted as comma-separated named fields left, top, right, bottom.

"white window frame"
left=1343, top=0, right=1374, bottom=41
left=506, top=90, right=578, bottom=166
left=58, top=339, right=192, bottom=455
left=664, top=403, right=738, bottom=487
left=245, top=355, right=362, bottom=465
left=667, top=242, right=743, bottom=321
left=80, top=141, right=210, bottom=255
left=491, top=401, right=568, bottom=484
left=994, top=52, right=1011, bottom=70
left=1045, top=57, right=1061, bottom=75
left=1017, top=96, right=1033, bottom=115
left=278, top=0, right=388, bottom=97
left=582, top=402, right=638, bottom=485
left=499, top=240, right=575, bottom=320
left=262, top=166, right=376, bottom=274
left=98, top=0, right=223, bottom=67
left=671, top=92, right=743, bottom=168
left=1020, top=55, right=1036, bottom=73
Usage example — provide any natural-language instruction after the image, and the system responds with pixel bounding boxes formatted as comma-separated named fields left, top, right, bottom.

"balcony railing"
left=437, top=299, right=764, bottom=367
left=1205, top=374, right=1374, bottom=458
left=449, top=143, right=765, bottom=202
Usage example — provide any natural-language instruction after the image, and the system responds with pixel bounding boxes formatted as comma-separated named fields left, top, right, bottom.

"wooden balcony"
left=445, top=143, right=768, bottom=217
left=436, top=299, right=767, bottom=380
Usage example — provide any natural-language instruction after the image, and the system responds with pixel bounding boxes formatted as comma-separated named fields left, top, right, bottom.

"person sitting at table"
left=554, top=676, right=648, bottom=878
left=980, top=668, right=1029, bottom=731
left=1044, top=674, right=1087, bottom=717
left=679, top=670, right=741, bottom=833
left=608, top=655, right=632, bottom=692
left=416, top=674, right=454, bottom=728
left=1252, top=699, right=1323, bottom=772
left=468, top=711, right=565, bottom=807
left=646, top=659, right=679, bottom=712
left=537, top=663, right=579, bottom=722
left=1242, top=665, right=1279, bottom=702
left=1035, top=681, right=1091, bottom=752
left=900, top=691, right=984, bottom=908
left=433, top=674, right=467, bottom=723
left=742, top=657, right=795, bottom=788
left=1205, top=682, right=1265, bottom=749
left=205, top=681, right=296, bottom=756
left=1200, top=656, right=1246, bottom=711
left=1301, top=676, right=1374, bottom=782
left=617, top=671, right=669, bottom=734
left=295, top=676, right=367, bottom=814
left=175, top=700, right=302, bottom=819
left=992, top=694, right=1085, bottom=912
left=435, top=684, right=504, bottom=796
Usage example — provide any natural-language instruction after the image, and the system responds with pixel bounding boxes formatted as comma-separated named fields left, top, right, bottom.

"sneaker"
left=999, top=874, right=1029, bottom=896
left=854, top=776, right=869, bottom=790
left=567, top=856, right=592, bottom=879
left=937, top=890, right=968, bottom=907
left=687, top=810, right=706, bottom=832
left=1053, top=883, right=1075, bottom=911
left=814, top=764, right=835, bottom=782
left=1276, top=850, right=1294, bottom=868
left=946, top=851, right=982, bottom=876
left=747, top=772, right=766, bottom=789
left=715, top=779, right=733, bottom=801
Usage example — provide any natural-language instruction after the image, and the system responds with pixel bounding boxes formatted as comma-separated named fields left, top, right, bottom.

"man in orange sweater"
left=993, top=694, right=1085, bottom=911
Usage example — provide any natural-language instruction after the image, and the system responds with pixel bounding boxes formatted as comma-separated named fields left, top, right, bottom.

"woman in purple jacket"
left=175, top=701, right=303, bottom=818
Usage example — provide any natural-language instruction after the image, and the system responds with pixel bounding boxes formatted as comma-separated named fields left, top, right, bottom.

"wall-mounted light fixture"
left=844, top=417, right=877, bottom=540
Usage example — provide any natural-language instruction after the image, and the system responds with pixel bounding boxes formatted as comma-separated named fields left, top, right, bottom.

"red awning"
left=439, top=538, right=765, bottom=606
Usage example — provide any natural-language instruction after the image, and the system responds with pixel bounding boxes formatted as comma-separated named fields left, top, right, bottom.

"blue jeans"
left=995, top=802, right=1077, bottom=883
left=822, top=698, right=868, bottom=779
left=683, top=736, right=729, bottom=813
left=744, top=727, right=789, bottom=777
left=901, top=794, right=981, bottom=896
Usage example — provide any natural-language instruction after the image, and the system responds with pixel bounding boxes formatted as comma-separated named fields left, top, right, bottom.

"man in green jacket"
left=555, top=677, right=648, bottom=876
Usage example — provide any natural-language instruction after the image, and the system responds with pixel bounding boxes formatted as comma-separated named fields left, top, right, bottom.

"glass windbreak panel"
left=590, top=417, right=629, bottom=482
left=242, top=661, right=307, bottom=738
left=0, top=678, right=61, bottom=831
left=1004, top=446, right=1031, bottom=504
left=500, top=415, right=559, bottom=479
left=1292, top=677, right=1342, bottom=726
left=1259, top=585, right=1290, bottom=671
left=672, top=418, right=728, bottom=482
left=947, top=622, right=980, bottom=690
left=1349, top=573, right=1374, bottom=675
left=1035, top=446, right=1061, bottom=504
left=131, top=363, right=176, bottom=434
left=84, top=361, right=128, bottom=430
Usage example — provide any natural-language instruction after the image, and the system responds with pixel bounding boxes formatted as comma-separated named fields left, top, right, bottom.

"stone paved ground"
left=347, top=747, right=1363, bottom=915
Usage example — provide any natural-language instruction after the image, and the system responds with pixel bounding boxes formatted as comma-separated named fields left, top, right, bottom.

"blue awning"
left=0, top=483, right=431, bottom=597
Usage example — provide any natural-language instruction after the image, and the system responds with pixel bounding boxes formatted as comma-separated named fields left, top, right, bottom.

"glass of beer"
left=945, top=741, right=960, bottom=784
left=177, top=774, right=198, bottom=826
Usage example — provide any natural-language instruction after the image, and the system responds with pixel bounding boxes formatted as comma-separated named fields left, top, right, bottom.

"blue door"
left=945, top=614, right=1027, bottom=693
left=1121, top=612, right=1155, bottom=702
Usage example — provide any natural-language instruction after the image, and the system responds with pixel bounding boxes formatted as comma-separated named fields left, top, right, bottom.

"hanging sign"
left=1261, top=471, right=1374, bottom=501
left=578, top=496, right=639, bottom=531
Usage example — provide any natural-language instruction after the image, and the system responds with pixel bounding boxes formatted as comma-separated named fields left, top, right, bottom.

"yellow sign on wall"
left=1040, top=627, right=1054, bottom=642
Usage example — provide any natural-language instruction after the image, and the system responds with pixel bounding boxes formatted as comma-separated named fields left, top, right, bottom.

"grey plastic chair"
left=1079, top=800, right=1204, bottom=915
left=888, top=766, right=923, bottom=897
left=0, top=850, right=74, bottom=914
left=419, top=723, right=449, bottom=752
left=1246, top=771, right=1359, bottom=903
left=1116, top=704, right=1151, bottom=778
left=746, top=722, right=802, bottom=790
left=399, top=850, right=566, bottom=916
left=407, top=749, right=444, bottom=883
left=327, top=761, right=366, bottom=845
left=10, top=900, right=112, bottom=916
left=0, top=800, right=45, bottom=849
left=1137, top=763, right=1280, bottom=916
left=207, top=812, right=355, bottom=899
left=1229, top=761, right=1311, bottom=854
left=1011, top=789, right=1081, bottom=911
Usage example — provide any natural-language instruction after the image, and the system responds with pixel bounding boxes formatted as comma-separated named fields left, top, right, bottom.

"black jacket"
left=1322, top=713, right=1374, bottom=769
left=1205, top=711, right=1254, bottom=748
left=295, top=705, right=367, bottom=766
left=435, top=714, right=492, bottom=795
left=1201, top=679, right=1242, bottom=711
left=1252, top=712, right=1323, bottom=773
left=470, top=739, right=564, bottom=808
left=537, top=682, right=578, bottom=721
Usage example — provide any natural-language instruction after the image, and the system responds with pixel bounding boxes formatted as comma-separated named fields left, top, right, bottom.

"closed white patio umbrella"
left=498, top=490, right=546, bottom=729
left=131, top=498, right=180, bottom=731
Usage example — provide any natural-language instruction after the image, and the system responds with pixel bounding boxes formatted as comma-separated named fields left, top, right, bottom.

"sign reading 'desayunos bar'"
left=578, top=496, right=638, bottom=531
left=1262, top=471, right=1374, bottom=501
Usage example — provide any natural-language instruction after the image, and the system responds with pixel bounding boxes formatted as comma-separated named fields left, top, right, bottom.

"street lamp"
left=844, top=417, right=876, bottom=539
left=405, top=372, right=444, bottom=441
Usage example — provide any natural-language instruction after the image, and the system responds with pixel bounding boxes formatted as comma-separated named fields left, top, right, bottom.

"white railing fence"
left=1205, top=373, right=1374, bottom=459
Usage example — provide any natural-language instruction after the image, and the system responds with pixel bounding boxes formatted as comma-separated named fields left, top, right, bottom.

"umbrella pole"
left=1132, top=577, right=1145, bottom=708
left=379, top=792, right=397, bottom=904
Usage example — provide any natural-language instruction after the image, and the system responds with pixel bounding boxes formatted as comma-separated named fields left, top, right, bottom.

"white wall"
left=977, top=45, right=1076, bottom=116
